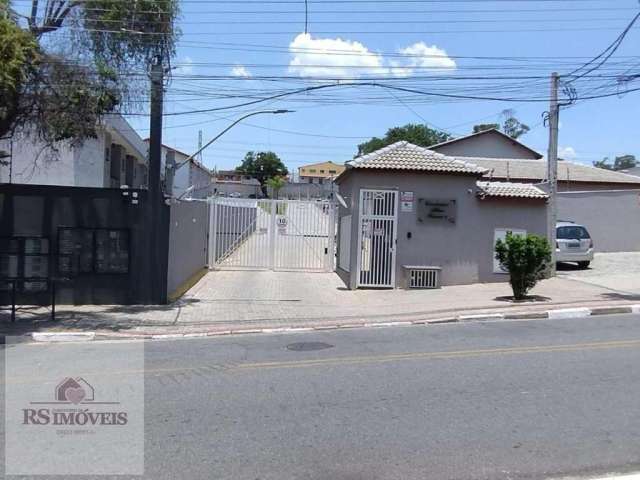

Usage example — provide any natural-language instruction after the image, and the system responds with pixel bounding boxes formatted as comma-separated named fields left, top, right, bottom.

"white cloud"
left=288, top=33, right=385, bottom=78
left=175, top=56, right=194, bottom=75
left=231, top=65, right=251, bottom=78
left=559, top=146, right=577, bottom=160
left=287, top=33, right=456, bottom=79
left=395, top=42, right=457, bottom=76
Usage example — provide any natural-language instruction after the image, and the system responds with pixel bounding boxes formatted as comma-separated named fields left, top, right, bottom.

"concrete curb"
left=31, top=332, right=96, bottom=342
left=26, top=304, right=640, bottom=343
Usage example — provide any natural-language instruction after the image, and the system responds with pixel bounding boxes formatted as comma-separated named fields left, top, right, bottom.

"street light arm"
left=172, top=109, right=292, bottom=171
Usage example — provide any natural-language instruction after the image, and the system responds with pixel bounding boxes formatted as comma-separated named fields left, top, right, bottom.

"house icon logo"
left=55, top=377, right=95, bottom=405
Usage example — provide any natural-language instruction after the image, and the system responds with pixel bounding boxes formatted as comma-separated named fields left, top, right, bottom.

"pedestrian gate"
left=208, top=198, right=335, bottom=272
left=356, top=189, right=398, bottom=287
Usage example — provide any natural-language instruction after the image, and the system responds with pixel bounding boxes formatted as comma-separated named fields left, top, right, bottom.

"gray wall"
left=431, top=131, right=540, bottom=159
left=557, top=189, right=640, bottom=252
left=275, top=182, right=336, bottom=199
left=337, top=170, right=548, bottom=288
left=166, top=200, right=208, bottom=299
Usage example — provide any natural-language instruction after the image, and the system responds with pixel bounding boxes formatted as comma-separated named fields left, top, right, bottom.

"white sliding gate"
left=356, top=189, right=398, bottom=288
left=208, top=197, right=335, bottom=272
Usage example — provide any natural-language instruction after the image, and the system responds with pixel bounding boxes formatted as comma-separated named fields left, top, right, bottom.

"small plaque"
left=417, top=198, right=457, bottom=224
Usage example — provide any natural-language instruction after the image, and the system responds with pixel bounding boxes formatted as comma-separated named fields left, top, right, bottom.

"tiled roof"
left=347, top=141, right=488, bottom=175
left=462, top=157, right=640, bottom=185
left=476, top=181, right=549, bottom=199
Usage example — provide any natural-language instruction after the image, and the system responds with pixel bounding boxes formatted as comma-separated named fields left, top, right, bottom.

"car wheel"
left=577, top=261, right=590, bottom=269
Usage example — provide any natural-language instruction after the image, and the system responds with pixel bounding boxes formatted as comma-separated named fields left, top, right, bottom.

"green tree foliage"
left=593, top=155, right=637, bottom=171
left=0, top=1, right=40, bottom=145
left=502, top=116, right=530, bottom=139
left=266, top=176, right=286, bottom=199
left=495, top=233, right=551, bottom=300
left=237, top=151, right=288, bottom=196
left=472, top=123, right=500, bottom=134
left=356, top=123, right=451, bottom=157
left=471, top=110, right=530, bottom=139
left=0, top=0, right=178, bottom=146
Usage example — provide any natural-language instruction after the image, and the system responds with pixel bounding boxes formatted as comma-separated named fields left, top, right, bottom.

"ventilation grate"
left=407, top=267, right=441, bottom=289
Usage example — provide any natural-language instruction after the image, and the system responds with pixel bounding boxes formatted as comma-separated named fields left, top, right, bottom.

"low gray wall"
left=210, top=182, right=260, bottom=198
left=557, top=189, right=640, bottom=252
left=275, top=182, right=336, bottom=199
left=167, top=200, right=208, bottom=299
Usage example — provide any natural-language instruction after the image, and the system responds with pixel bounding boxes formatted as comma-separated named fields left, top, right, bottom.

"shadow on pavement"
left=0, top=298, right=202, bottom=335
left=494, top=295, right=552, bottom=303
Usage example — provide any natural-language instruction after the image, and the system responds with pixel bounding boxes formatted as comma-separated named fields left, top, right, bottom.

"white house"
left=144, top=141, right=214, bottom=199
left=0, top=114, right=148, bottom=188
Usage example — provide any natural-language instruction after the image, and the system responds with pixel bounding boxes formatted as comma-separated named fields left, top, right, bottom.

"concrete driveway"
left=557, top=252, right=640, bottom=297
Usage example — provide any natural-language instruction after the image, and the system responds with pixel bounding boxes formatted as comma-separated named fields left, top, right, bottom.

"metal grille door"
left=357, top=190, right=398, bottom=288
left=209, top=198, right=335, bottom=272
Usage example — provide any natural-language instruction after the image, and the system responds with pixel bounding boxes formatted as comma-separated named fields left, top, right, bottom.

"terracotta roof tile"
left=347, top=141, right=488, bottom=175
left=476, top=181, right=549, bottom=199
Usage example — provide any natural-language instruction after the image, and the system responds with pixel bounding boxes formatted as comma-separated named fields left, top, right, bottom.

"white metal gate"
left=208, top=198, right=335, bottom=272
left=356, top=189, right=398, bottom=288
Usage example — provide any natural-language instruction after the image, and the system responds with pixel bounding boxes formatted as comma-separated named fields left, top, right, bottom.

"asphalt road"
left=3, top=314, right=640, bottom=479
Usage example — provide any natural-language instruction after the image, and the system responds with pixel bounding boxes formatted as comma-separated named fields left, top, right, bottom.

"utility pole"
left=197, top=130, right=203, bottom=162
left=147, top=55, right=169, bottom=303
left=547, top=72, right=560, bottom=276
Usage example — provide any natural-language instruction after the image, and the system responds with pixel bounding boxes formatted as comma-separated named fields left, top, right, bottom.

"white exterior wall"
left=0, top=115, right=146, bottom=188
left=0, top=134, right=106, bottom=186
left=74, top=135, right=108, bottom=187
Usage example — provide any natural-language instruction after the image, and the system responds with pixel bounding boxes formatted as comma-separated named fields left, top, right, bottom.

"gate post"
left=326, top=202, right=336, bottom=272
left=208, top=197, right=218, bottom=269
left=268, top=200, right=277, bottom=270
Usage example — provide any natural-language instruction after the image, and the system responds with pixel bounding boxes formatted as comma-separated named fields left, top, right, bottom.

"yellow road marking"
left=4, top=339, right=640, bottom=385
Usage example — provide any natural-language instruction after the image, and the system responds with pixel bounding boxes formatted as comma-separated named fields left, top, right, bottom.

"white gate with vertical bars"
left=208, top=197, right=335, bottom=272
left=356, top=189, right=398, bottom=288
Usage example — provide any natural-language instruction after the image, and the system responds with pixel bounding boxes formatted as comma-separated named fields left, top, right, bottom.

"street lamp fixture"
left=174, top=109, right=293, bottom=170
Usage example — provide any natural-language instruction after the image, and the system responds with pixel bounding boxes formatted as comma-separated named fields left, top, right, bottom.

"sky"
left=122, top=0, right=640, bottom=175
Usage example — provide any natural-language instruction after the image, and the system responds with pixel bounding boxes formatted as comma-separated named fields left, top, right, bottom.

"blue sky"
left=124, top=0, right=640, bottom=174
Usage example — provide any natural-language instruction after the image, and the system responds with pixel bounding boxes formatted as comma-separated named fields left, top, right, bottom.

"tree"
left=593, top=158, right=613, bottom=170
left=593, top=155, right=636, bottom=171
left=500, top=109, right=530, bottom=139
left=471, top=110, right=530, bottom=139
left=236, top=151, right=288, bottom=196
left=266, top=176, right=286, bottom=199
left=472, top=123, right=500, bottom=134
left=356, top=123, right=451, bottom=157
left=0, top=0, right=179, bottom=148
left=613, top=154, right=636, bottom=171
left=495, top=233, right=551, bottom=300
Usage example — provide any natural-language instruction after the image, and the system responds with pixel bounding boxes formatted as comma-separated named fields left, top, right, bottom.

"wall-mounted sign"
left=401, top=201, right=413, bottom=212
left=400, top=191, right=414, bottom=212
left=401, top=191, right=414, bottom=202
left=417, top=198, right=457, bottom=224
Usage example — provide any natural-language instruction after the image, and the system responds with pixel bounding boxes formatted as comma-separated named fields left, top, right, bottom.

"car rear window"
left=557, top=226, right=591, bottom=240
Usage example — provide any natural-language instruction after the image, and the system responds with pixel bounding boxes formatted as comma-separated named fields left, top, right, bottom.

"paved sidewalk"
left=2, top=253, right=640, bottom=338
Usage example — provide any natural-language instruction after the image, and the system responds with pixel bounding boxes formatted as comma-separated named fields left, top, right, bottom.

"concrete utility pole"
left=147, top=55, right=169, bottom=303
left=547, top=72, right=560, bottom=276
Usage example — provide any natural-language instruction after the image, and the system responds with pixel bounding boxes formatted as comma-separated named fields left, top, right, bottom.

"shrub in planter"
left=495, top=233, right=551, bottom=300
